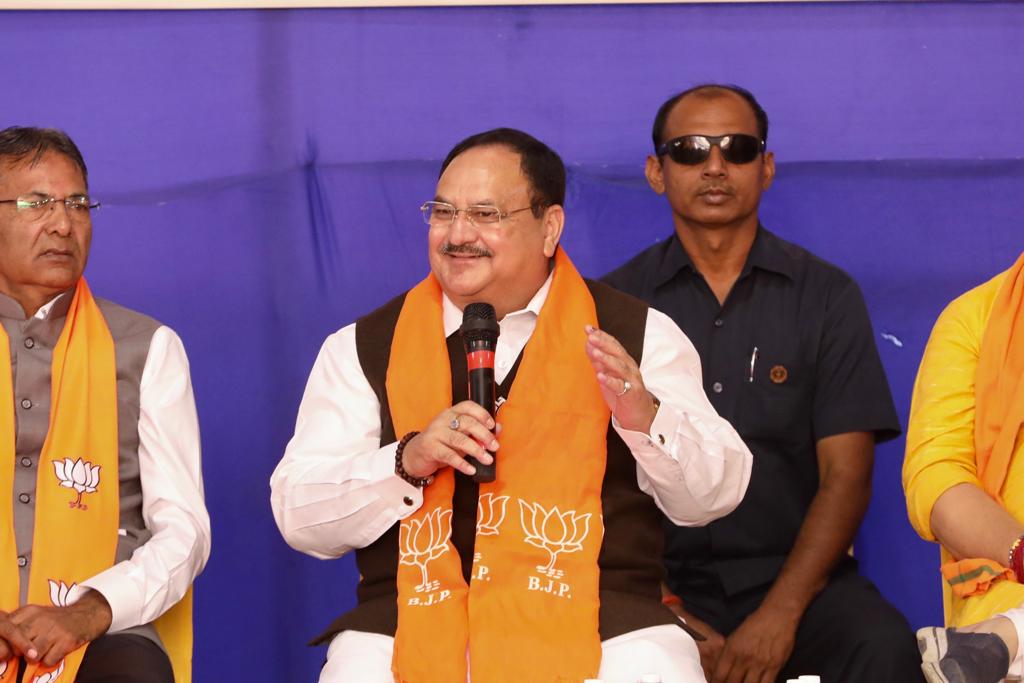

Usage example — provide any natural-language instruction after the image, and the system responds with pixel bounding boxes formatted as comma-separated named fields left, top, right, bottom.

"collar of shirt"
left=652, top=225, right=796, bottom=290
left=0, top=289, right=73, bottom=321
left=440, top=270, right=555, bottom=384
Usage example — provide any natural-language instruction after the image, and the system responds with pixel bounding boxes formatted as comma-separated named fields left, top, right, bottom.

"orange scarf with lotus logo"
left=388, top=249, right=609, bottom=682
left=0, top=279, right=119, bottom=683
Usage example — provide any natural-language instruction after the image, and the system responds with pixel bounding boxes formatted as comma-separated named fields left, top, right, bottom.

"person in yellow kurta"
left=904, top=252, right=1024, bottom=683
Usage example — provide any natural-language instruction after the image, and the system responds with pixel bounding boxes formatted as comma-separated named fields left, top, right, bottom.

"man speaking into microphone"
left=270, top=128, right=752, bottom=683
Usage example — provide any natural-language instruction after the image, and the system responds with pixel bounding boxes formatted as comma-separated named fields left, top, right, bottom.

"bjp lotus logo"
left=31, top=658, right=64, bottom=683
left=399, top=508, right=453, bottom=593
left=48, top=580, right=76, bottom=608
left=476, top=493, right=509, bottom=536
left=53, top=458, right=100, bottom=510
left=518, top=500, right=592, bottom=579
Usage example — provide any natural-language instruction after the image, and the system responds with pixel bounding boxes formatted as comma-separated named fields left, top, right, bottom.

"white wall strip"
left=0, top=0, right=848, bottom=9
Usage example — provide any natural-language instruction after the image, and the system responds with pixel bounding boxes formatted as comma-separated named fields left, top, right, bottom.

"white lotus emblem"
left=0, top=660, right=7, bottom=675
left=519, top=499, right=592, bottom=579
left=53, top=458, right=100, bottom=510
left=31, top=657, right=64, bottom=683
left=476, top=493, right=508, bottom=536
left=48, top=580, right=77, bottom=608
left=398, top=508, right=453, bottom=593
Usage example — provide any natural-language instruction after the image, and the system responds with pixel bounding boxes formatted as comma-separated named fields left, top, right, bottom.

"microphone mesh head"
left=464, top=303, right=496, bottom=321
left=461, top=303, right=499, bottom=342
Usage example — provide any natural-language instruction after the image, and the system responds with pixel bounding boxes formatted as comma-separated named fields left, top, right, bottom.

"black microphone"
left=460, top=302, right=499, bottom=483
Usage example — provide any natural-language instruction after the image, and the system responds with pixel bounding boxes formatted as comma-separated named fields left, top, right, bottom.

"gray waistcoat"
left=0, top=289, right=162, bottom=647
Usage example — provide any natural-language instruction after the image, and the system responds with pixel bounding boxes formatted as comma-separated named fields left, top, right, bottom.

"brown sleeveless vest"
left=312, top=279, right=680, bottom=645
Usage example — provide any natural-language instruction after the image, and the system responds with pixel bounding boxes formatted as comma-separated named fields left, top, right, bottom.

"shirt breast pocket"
left=740, top=356, right=811, bottom=443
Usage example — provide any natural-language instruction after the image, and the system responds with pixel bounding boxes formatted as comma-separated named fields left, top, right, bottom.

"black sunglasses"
left=656, top=134, right=765, bottom=165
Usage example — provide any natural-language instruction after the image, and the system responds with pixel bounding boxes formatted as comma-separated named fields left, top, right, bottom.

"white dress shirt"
left=271, top=274, right=752, bottom=560
left=58, top=319, right=211, bottom=633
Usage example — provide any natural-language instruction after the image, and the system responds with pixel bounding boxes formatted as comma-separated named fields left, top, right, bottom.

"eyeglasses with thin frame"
left=421, top=200, right=533, bottom=228
left=656, top=134, right=765, bottom=166
left=0, top=194, right=100, bottom=222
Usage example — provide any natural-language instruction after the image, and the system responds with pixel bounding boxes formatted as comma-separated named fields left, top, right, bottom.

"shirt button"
left=20, top=398, right=31, bottom=409
left=712, top=382, right=723, bottom=394
left=17, top=556, right=27, bottom=568
left=713, top=318, right=724, bottom=328
left=403, top=496, right=414, bottom=506
left=18, top=493, right=30, bottom=504
left=20, top=457, right=32, bottom=467
left=24, top=337, right=35, bottom=349
left=658, top=434, right=666, bottom=445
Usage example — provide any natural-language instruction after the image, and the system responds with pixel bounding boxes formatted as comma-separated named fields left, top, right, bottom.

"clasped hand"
left=0, top=590, right=111, bottom=667
left=693, top=605, right=799, bottom=683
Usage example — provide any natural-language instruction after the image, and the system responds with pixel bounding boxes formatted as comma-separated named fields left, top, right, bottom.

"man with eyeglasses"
left=0, top=127, right=209, bottom=683
left=604, top=85, right=923, bottom=682
left=272, top=127, right=753, bottom=682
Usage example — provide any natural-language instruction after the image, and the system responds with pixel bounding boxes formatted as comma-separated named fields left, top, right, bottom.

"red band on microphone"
left=467, top=350, right=495, bottom=371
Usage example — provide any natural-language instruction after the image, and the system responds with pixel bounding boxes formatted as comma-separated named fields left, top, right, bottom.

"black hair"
left=651, top=84, right=769, bottom=150
left=440, top=128, right=565, bottom=217
left=0, top=126, right=88, bottom=185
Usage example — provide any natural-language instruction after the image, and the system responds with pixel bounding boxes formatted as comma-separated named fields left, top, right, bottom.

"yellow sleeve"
left=903, top=282, right=996, bottom=542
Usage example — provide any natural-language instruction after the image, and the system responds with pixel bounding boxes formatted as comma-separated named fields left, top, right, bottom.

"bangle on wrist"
left=395, top=431, right=433, bottom=488
left=1010, top=534, right=1024, bottom=583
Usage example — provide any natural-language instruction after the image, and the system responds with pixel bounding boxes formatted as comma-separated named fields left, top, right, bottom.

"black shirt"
left=603, top=227, right=900, bottom=596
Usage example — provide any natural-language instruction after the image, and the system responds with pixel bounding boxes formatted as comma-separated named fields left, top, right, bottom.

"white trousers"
left=319, top=624, right=706, bottom=683
left=1005, top=606, right=1024, bottom=680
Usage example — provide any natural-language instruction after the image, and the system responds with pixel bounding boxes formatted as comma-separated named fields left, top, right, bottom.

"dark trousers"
left=17, top=634, right=173, bottom=683
left=676, top=562, right=925, bottom=683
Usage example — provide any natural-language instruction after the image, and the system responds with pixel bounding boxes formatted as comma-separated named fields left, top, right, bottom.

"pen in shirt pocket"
left=748, top=346, right=759, bottom=383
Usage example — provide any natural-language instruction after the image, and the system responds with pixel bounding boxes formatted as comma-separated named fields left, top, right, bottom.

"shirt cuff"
left=71, top=566, right=141, bottom=633
left=612, top=401, right=677, bottom=462
left=372, top=441, right=425, bottom=519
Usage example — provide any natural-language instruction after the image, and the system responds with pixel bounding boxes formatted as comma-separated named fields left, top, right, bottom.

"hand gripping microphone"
left=460, top=303, right=499, bottom=483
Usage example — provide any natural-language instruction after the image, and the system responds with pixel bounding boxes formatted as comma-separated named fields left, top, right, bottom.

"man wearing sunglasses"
left=0, top=127, right=209, bottom=682
left=605, top=85, right=922, bottom=682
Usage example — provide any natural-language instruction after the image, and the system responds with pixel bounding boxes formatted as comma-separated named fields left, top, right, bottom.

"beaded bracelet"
left=1010, top=533, right=1024, bottom=583
left=395, top=431, right=433, bottom=488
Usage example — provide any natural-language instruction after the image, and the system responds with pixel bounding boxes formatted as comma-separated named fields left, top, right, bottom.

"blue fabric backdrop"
left=1, top=3, right=1023, bottom=680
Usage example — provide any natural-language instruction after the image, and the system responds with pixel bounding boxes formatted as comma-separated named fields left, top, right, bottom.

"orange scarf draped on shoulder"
left=942, top=252, right=1024, bottom=598
left=388, top=249, right=609, bottom=682
left=0, top=280, right=119, bottom=682
left=0, top=280, right=193, bottom=682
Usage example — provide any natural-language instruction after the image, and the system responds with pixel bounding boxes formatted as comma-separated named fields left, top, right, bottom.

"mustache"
left=440, top=243, right=493, bottom=258
left=698, top=184, right=734, bottom=195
